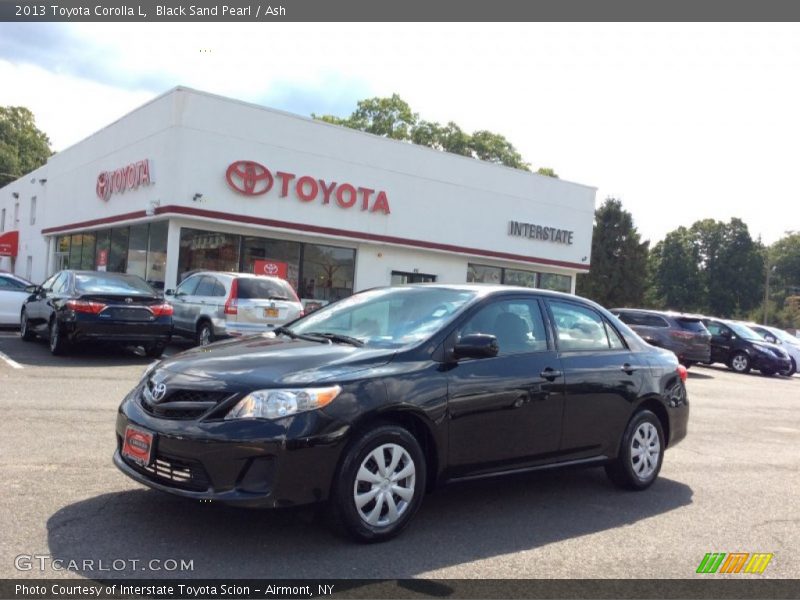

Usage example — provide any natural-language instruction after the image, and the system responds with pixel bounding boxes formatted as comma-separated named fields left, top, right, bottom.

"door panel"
left=447, top=297, right=565, bottom=477
left=547, top=300, right=644, bottom=458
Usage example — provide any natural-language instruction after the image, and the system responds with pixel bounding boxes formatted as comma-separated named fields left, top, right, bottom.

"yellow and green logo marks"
left=697, top=552, right=773, bottom=574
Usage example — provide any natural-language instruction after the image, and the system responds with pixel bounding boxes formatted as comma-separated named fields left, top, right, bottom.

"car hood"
left=156, top=335, right=397, bottom=389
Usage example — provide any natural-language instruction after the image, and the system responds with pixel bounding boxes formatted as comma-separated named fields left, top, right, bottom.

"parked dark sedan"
left=114, top=285, right=689, bottom=542
left=20, top=270, right=173, bottom=356
left=701, top=317, right=792, bottom=376
left=610, top=308, right=711, bottom=367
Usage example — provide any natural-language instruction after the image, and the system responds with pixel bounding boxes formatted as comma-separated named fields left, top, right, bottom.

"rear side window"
left=676, top=318, right=707, bottom=333
left=549, top=300, right=623, bottom=351
left=618, top=312, right=668, bottom=327
left=0, top=276, right=26, bottom=290
left=237, top=278, right=298, bottom=301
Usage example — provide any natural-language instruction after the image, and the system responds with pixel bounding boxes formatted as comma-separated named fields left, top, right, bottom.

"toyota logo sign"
left=151, top=382, right=168, bottom=403
left=226, top=161, right=273, bottom=196
left=263, top=263, right=279, bottom=275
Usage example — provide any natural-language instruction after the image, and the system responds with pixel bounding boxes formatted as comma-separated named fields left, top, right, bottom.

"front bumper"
left=751, top=352, right=792, bottom=373
left=114, top=390, right=348, bottom=508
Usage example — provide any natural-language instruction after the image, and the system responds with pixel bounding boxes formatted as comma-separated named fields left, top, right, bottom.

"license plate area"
left=264, top=308, right=279, bottom=318
left=122, top=425, right=154, bottom=467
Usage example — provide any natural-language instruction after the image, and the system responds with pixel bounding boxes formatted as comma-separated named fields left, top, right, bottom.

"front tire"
left=20, top=310, right=36, bottom=341
left=144, top=342, right=167, bottom=358
left=49, top=319, right=70, bottom=355
left=605, top=410, right=665, bottom=491
left=780, top=358, right=796, bottom=377
left=729, top=351, right=751, bottom=374
left=330, top=425, right=426, bottom=543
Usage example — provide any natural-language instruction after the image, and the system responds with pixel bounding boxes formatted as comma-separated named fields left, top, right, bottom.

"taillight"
left=66, top=299, right=106, bottom=314
left=670, top=330, right=695, bottom=341
left=224, top=279, right=239, bottom=315
left=677, top=365, right=688, bottom=382
left=150, top=303, right=174, bottom=317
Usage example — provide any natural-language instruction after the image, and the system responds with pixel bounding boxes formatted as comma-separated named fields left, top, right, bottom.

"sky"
left=1, top=22, right=798, bottom=245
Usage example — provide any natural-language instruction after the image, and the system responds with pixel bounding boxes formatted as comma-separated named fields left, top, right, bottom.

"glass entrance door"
left=391, top=271, right=437, bottom=284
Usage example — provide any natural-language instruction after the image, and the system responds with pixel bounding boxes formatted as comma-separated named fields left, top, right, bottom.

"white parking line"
left=0, top=350, right=23, bottom=369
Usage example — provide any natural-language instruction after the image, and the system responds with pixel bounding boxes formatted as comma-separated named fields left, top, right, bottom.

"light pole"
left=763, top=262, right=776, bottom=325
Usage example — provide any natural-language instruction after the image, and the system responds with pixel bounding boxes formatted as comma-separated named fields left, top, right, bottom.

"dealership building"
left=0, top=87, right=596, bottom=306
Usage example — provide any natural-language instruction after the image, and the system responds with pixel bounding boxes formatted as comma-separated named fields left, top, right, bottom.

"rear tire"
left=196, top=322, right=214, bottom=347
left=20, top=310, right=35, bottom=341
left=605, top=410, right=664, bottom=491
left=728, top=351, right=751, bottom=374
left=680, top=361, right=694, bottom=369
left=49, top=319, right=70, bottom=355
left=330, top=425, right=426, bottom=543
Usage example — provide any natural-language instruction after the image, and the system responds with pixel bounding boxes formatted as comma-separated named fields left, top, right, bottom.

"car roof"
left=187, top=271, right=287, bottom=281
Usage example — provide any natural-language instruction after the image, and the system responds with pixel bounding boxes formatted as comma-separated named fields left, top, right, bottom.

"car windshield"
left=289, top=286, right=478, bottom=348
left=770, top=328, right=800, bottom=346
left=727, top=321, right=763, bottom=341
left=75, top=273, right=156, bottom=295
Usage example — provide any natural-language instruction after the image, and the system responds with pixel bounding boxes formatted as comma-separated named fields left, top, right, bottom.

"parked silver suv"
left=165, top=272, right=304, bottom=346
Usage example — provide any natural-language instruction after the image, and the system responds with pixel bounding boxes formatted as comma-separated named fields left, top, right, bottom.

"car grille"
left=124, top=452, right=211, bottom=492
left=140, top=385, right=234, bottom=420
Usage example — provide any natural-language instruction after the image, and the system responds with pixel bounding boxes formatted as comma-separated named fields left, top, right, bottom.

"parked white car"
left=0, top=272, right=33, bottom=327
left=746, top=323, right=800, bottom=377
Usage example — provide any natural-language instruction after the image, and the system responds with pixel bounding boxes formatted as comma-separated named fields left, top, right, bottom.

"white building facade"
left=0, top=87, right=596, bottom=306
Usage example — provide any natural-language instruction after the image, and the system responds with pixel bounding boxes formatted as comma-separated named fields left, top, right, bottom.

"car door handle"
left=540, top=367, right=563, bottom=380
left=621, top=363, right=638, bottom=374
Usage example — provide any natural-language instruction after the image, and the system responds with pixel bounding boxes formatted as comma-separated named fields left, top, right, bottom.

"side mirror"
left=765, top=335, right=777, bottom=344
left=454, top=334, right=499, bottom=360
left=24, top=285, right=39, bottom=294
left=164, top=289, right=176, bottom=296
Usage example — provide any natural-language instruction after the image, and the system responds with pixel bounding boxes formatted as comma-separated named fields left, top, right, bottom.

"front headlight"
left=224, top=385, right=342, bottom=420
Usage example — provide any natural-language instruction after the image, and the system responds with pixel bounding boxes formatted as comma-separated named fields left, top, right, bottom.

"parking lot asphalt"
left=0, top=329, right=798, bottom=580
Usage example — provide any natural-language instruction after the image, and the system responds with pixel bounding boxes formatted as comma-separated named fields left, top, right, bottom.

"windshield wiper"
left=273, top=326, right=330, bottom=344
left=304, top=332, right=365, bottom=347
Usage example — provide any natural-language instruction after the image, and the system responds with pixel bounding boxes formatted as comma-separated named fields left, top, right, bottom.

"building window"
left=68, top=233, right=83, bottom=269
left=467, top=262, right=572, bottom=293
left=503, top=268, right=538, bottom=288
left=146, top=221, right=168, bottom=289
left=240, top=236, right=301, bottom=292
left=178, top=228, right=241, bottom=280
left=467, top=264, right=503, bottom=284
left=127, top=224, right=149, bottom=279
left=301, top=243, right=356, bottom=302
left=30, top=197, right=36, bottom=225
left=539, top=272, right=572, bottom=293
left=109, top=227, right=130, bottom=273
left=390, top=271, right=437, bottom=284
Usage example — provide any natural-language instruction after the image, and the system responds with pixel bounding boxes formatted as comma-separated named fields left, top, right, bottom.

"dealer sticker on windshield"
left=122, top=425, right=154, bottom=467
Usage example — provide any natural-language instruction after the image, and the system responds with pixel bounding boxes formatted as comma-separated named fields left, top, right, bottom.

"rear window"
left=236, top=277, right=298, bottom=301
left=616, top=312, right=668, bottom=327
left=75, top=273, right=155, bottom=295
left=676, top=318, right=708, bottom=333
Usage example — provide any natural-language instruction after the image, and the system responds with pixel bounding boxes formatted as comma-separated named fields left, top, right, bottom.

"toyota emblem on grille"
left=151, top=382, right=168, bottom=402
left=125, top=297, right=133, bottom=304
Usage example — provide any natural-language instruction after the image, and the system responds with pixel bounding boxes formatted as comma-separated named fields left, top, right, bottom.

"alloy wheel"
left=731, top=353, right=749, bottom=372
left=630, top=422, right=660, bottom=480
left=199, top=325, right=212, bottom=346
left=353, top=443, right=416, bottom=527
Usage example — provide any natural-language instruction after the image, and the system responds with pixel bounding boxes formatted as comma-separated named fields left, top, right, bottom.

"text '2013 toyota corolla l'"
left=115, top=285, right=689, bottom=542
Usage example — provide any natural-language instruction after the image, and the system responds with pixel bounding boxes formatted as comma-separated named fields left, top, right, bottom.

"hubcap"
left=200, top=327, right=211, bottom=346
left=732, top=354, right=748, bottom=371
left=353, top=443, right=416, bottom=527
left=630, top=422, right=660, bottom=480
left=20, top=314, right=27, bottom=336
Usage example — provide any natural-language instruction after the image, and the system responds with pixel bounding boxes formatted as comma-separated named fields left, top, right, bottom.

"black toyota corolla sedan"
left=21, top=270, right=173, bottom=356
left=114, top=285, right=688, bottom=542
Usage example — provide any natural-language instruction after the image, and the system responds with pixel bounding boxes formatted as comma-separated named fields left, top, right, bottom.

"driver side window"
left=176, top=275, right=201, bottom=296
left=460, top=298, right=548, bottom=355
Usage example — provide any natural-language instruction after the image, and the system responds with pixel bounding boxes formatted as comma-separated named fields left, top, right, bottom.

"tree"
left=535, top=167, right=558, bottom=178
left=313, top=94, right=539, bottom=171
left=576, top=198, right=650, bottom=307
left=0, top=106, right=52, bottom=187
left=689, top=218, right=763, bottom=317
left=649, top=227, right=703, bottom=311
